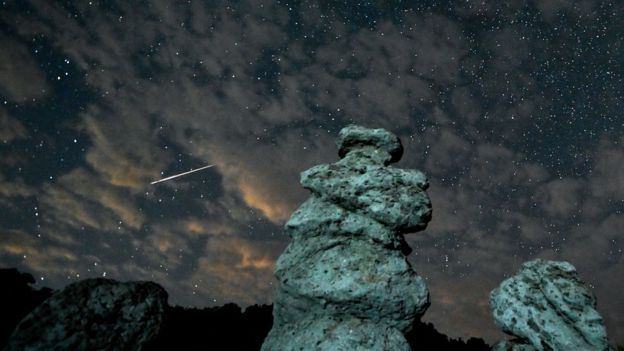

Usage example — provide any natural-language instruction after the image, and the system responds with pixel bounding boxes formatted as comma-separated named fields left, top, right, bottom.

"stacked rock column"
left=262, top=125, right=432, bottom=350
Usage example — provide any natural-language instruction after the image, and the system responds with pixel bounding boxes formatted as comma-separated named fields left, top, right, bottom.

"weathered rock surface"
left=490, top=259, right=610, bottom=351
left=4, top=278, right=167, bottom=351
left=262, top=125, right=432, bottom=350
left=263, top=315, right=411, bottom=351
left=491, top=339, right=537, bottom=351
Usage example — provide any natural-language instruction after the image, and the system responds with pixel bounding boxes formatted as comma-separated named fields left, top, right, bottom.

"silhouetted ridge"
left=405, top=320, right=490, bottom=350
left=147, top=304, right=490, bottom=350
left=145, top=303, right=273, bottom=350
left=0, top=268, right=54, bottom=347
left=0, top=268, right=490, bottom=350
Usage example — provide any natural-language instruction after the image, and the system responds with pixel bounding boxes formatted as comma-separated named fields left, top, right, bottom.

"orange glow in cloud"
left=1, top=243, right=31, bottom=256
left=184, top=219, right=234, bottom=236
left=82, top=115, right=156, bottom=191
left=186, top=220, right=206, bottom=234
left=0, top=230, right=78, bottom=274
left=185, top=236, right=278, bottom=305
left=204, top=151, right=298, bottom=224
left=97, top=191, right=145, bottom=229
left=237, top=245, right=274, bottom=270
left=1, top=242, right=77, bottom=262
left=238, top=180, right=293, bottom=223
left=107, top=161, right=149, bottom=189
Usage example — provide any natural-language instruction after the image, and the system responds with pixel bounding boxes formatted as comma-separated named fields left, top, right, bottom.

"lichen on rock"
left=489, top=259, right=610, bottom=351
left=262, top=125, right=432, bottom=350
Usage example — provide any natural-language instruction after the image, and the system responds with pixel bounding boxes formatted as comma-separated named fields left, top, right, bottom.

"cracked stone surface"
left=4, top=278, right=167, bottom=351
left=490, top=259, right=610, bottom=351
left=262, top=125, right=432, bottom=351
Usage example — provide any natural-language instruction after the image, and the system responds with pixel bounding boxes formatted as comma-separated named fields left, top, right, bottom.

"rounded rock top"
left=336, top=125, right=403, bottom=163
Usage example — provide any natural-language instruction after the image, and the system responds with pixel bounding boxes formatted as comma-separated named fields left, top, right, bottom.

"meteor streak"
left=150, top=164, right=215, bottom=185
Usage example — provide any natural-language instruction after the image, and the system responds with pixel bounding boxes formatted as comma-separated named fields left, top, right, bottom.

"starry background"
left=1, top=0, right=623, bottom=345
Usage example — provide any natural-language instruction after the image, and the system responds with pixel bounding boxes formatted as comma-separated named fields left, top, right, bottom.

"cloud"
left=2, top=2, right=471, bottom=230
left=0, top=229, right=77, bottom=275
left=79, top=106, right=170, bottom=191
left=589, top=138, right=624, bottom=200
left=450, top=87, right=483, bottom=125
left=424, top=128, right=473, bottom=176
left=0, top=107, right=28, bottom=142
left=0, top=173, right=35, bottom=199
left=182, top=236, right=283, bottom=306
left=535, top=0, right=601, bottom=22
left=453, top=1, right=526, bottom=19
left=404, top=125, right=621, bottom=342
left=0, top=34, right=49, bottom=102
left=534, top=178, right=583, bottom=218
left=182, top=218, right=235, bottom=237
left=40, top=167, right=145, bottom=231
left=3, top=1, right=319, bottom=227
left=287, top=14, right=467, bottom=130
left=422, top=271, right=505, bottom=342
left=238, top=180, right=293, bottom=223
left=143, top=223, right=192, bottom=269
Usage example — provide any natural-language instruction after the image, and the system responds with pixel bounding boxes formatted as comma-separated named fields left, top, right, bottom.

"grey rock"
left=300, top=160, right=430, bottom=233
left=262, top=125, right=432, bottom=351
left=4, top=278, right=167, bottom=351
left=491, top=340, right=537, bottom=351
left=490, top=259, right=610, bottom=351
left=336, top=124, right=403, bottom=164
left=263, top=315, right=411, bottom=351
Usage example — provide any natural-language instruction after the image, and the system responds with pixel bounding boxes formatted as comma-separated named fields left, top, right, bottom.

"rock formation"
left=262, top=125, right=432, bottom=350
left=490, top=259, right=610, bottom=351
left=4, top=278, right=167, bottom=351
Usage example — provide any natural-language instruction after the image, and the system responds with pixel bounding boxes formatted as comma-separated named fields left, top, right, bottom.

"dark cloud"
left=0, top=107, right=27, bottom=143
left=0, top=35, right=49, bottom=102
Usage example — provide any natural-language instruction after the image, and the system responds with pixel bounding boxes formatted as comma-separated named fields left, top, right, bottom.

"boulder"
left=4, top=278, right=167, bottom=351
left=490, top=259, right=610, bottom=351
left=262, top=125, right=432, bottom=350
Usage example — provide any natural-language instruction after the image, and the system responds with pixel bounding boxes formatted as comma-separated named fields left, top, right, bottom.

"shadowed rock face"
left=262, top=125, right=432, bottom=351
left=490, top=259, right=610, bottom=351
left=491, top=340, right=538, bottom=351
left=4, top=278, right=167, bottom=351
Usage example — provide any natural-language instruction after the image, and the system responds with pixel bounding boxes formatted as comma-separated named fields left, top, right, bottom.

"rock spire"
left=262, top=125, right=432, bottom=350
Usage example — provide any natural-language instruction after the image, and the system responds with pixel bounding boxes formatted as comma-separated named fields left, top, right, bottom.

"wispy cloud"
left=0, top=229, right=77, bottom=276
left=0, top=34, right=49, bottom=102
left=184, top=236, right=282, bottom=306
left=40, top=167, right=144, bottom=231
left=0, top=107, right=28, bottom=142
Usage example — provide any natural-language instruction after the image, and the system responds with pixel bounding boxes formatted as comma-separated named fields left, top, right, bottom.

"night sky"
left=1, top=0, right=623, bottom=345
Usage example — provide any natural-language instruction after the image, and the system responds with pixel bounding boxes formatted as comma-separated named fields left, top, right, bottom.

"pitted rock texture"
left=4, top=278, right=167, bottom=351
left=263, top=315, right=411, bottom=351
left=262, top=125, right=432, bottom=351
left=490, top=259, right=610, bottom=351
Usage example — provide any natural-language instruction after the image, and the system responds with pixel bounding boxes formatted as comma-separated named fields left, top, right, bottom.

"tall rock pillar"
left=262, top=125, right=432, bottom=350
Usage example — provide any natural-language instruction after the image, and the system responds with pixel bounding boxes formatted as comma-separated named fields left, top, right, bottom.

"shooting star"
left=150, top=164, right=215, bottom=185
